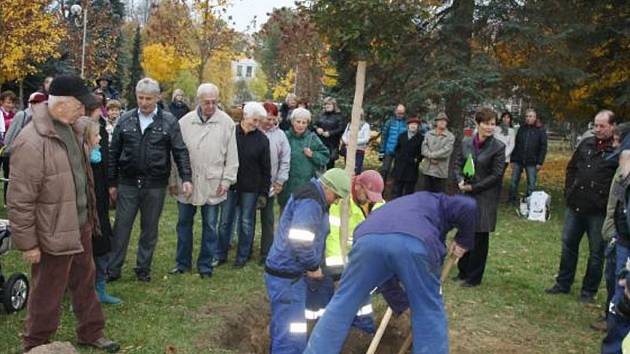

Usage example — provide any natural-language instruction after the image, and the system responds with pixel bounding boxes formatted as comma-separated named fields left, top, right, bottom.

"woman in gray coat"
left=453, top=108, right=506, bottom=287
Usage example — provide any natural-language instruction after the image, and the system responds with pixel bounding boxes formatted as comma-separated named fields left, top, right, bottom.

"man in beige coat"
left=8, top=75, right=119, bottom=353
left=421, top=112, right=455, bottom=193
left=168, top=83, right=239, bottom=279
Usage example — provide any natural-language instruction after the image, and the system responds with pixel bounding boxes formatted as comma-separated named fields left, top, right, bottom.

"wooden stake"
left=340, top=60, right=367, bottom=260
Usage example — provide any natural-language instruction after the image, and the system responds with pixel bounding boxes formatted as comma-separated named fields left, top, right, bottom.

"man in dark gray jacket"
left=546, top=110, right=617, bottom=303
left=107, top=77, right=193, bottom=282
left=508, top=108, right=548, bottom=204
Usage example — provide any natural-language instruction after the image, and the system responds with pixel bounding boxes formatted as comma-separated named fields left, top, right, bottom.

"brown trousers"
left=23, top=223, right=105, bottom=352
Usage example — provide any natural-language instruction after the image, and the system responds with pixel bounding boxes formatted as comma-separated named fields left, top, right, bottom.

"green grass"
left=0, top=157, right=606, bottom=354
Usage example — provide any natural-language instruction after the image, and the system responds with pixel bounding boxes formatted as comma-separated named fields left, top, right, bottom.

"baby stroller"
left=0, top=220, right=29, bottom=313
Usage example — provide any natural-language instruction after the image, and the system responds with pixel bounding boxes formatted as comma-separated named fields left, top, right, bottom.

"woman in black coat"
left=168, top=89, right=190, bottom=120
left=453, top=108, right=506, bottom=287
left=391, top=118, right=424, bottom=198
left=314, top=97, right=345, bottom=169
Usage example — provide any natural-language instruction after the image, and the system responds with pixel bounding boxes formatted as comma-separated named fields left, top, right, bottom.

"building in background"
left=232, top=58, right=258, bottom=81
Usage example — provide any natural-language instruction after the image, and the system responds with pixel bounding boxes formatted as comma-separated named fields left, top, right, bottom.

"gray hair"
left=136, top=77, right=161, bottom=95
left=243, top=102, right=267, bottom=120
left=291, top=107, right=311, bottom=122
left=197, top=83, right=219, bottom=98
left=525, top=108, right=537, bottom=117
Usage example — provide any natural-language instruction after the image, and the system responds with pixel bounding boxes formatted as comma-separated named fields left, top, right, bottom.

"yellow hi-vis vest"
left=324, top=200, right=385, bottom=273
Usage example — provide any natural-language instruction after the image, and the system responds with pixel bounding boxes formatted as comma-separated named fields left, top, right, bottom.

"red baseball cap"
left=28, top=92, right=47, bottom=104
left=355, top=170, right=384, bottom=203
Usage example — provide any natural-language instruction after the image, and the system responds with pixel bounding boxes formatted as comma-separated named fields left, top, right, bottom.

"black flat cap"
left=49, top=75, right=99, bottom=107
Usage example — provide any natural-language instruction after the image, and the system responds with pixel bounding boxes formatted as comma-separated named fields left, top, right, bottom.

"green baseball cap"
left=320, top=168, right=351, bottom=199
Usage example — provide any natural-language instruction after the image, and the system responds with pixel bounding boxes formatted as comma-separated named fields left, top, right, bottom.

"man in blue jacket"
left=304, top=192, right=477, bottom=354
left=264, top=168, right=351, bottom=354
left=379, top=104, right=408, bottom=183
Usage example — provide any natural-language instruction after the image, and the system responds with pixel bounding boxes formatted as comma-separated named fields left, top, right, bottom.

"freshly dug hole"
left=213, top=295, right=412, bottom=354
left=216, top=296, right=271, bottom=354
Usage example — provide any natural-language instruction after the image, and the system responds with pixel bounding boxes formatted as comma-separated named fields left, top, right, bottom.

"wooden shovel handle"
left=440, top=254, right=458, bottom=284
left=365, top=307, right=393, bottom=354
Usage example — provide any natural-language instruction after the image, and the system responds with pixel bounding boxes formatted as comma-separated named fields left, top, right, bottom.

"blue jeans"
left=344, top=150, right=365, bottom=175
left=555, top=209, right=606, bottom=296
left=259, top=196, right=276, bottom=260
left=304, top=233, right=447, bottom=354
left=509, top=162, right=538, bottom=202
left=265, top=273, right=307, bottom=354
left=217, top=190, right=258, bottom=263
left=602, top=243, right=630, bottom=354
left=175, top=202, right=219, bottom=274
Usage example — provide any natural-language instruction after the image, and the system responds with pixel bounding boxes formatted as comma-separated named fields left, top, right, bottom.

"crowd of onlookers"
left=0, top=76, right=554, bottom=298
left=4, top=72, right=629, bottom=353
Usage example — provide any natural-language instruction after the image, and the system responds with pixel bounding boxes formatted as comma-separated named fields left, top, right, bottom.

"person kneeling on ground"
left=304, top=191, right=477, bottom=354
left=264, top=168, right=351, bottom=354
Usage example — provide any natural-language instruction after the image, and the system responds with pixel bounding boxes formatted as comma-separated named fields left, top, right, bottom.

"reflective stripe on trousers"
left=265, top=273, right=308, bottom=354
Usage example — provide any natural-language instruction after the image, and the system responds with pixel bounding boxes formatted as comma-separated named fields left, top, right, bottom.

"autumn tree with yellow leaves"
left=189, top=0, right=237, bottom=83
left=255, top=7, right=326, bottom=104
left=142, top=0, right=237, bottom=103
left=141, top=43, right=197, bottom=88
left=0, top=0, right=65, bottom=85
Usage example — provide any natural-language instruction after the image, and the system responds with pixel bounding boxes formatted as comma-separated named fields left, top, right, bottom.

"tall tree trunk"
left=197, top=57, right=208, bottom=84
left=18, top=81, right=24, bottom=110
left=445, top=0, right=474, bottom=187
left=340, top=60, right=366, bottom=260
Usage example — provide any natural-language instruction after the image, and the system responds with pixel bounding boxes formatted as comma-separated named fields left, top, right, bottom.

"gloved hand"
left=378, top=277, right=409, bottom=315
left=378, top=153, right=384, bottom=162
left=256, top=195, right=267, bottom=209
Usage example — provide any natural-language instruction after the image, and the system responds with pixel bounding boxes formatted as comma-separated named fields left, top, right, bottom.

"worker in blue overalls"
left=305, top=170, right=385, bottom=333
left=264, top=168, right=351, bottom=354
left=304, top=192, right=477, bottom=354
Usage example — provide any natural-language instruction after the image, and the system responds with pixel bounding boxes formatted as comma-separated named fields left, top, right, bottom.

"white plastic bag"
left=527, top=191, right=551, bottom=222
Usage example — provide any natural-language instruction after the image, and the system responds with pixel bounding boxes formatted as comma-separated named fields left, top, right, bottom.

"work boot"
left=79, top=337, right=120, bottom=353
left=95, top=279, right=122, bottom=305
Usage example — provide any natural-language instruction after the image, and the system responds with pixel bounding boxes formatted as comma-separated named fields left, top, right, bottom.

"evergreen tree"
left=126, top=25, right=143, bottom=108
